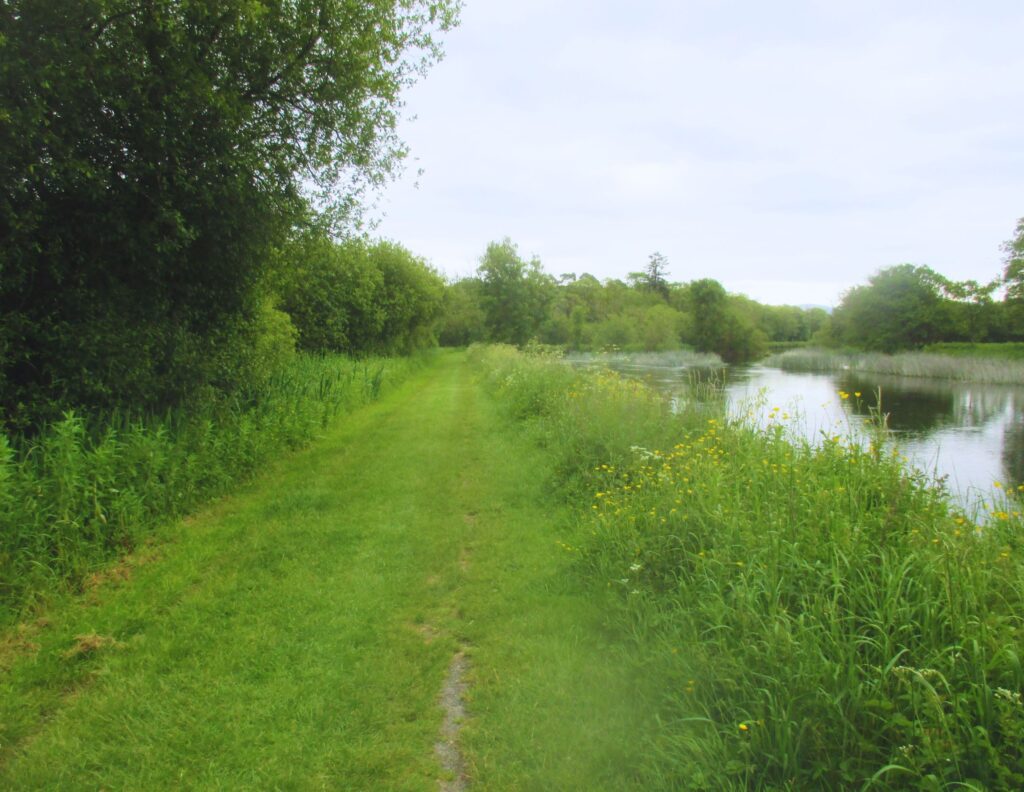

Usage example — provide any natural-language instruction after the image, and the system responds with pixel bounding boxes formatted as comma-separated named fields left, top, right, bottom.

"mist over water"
left=570, top=354, right=1024, bottom=515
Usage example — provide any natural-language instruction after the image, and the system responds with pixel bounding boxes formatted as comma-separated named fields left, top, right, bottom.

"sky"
left=372, top=0, right=1024, bottom=307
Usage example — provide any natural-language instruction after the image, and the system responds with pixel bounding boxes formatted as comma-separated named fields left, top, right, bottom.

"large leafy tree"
left=477, top=238, right=555, bottom=345
left=0, top=0, right=457, bottom=427
left=829, top=265, right=949, bottom=351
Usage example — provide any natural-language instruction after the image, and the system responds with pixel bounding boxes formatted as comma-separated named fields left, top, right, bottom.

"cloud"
left=375, top=1, right=1024, bottom=305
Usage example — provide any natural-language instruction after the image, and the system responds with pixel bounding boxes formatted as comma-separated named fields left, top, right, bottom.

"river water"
left=570, top=355, right=1024, bottom=515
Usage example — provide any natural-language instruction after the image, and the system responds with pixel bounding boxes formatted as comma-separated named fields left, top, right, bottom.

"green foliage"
left=685, top=279, right=730, bottom=353
left=278, top=232, right=381, bottom=353
left=438, top=278, right=488, bottom=347
left=0, top=353, right=421, bottom=614
left=830, top=265, right=950, bottom=352
left=638, top=304, right=681, bottom=351
left=924, top=341, right=1024, bottom=360
left=629, top=252, right=670, bottom=299
left=451, top=230, right=1024, bottom=362
left=1003, top=217, right=1024, bottom=301
left=679, top=279, right=768, bottom=362
left=591, top=315, right=639, bottom=350
left=443, top=241, right=831, bottom=360
left=0, top=0, right=458, bottom=428
left=368, top=240, right=446, bottom=354
left=278, top=231, right=444, bottom=356
left=477, top=238, right=555, bottom=345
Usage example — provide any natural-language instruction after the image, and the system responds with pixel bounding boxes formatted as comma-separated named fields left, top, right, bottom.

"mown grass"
left=472, top=344, right=1024, bottom=790
left=766, top=346, right=1024, bottom=384
left=0, top=350, right=661, bottom=789
left=0, top=353, right=423, bottom=618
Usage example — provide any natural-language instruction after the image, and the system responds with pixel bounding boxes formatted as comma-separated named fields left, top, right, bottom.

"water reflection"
left=571, top=356, right=1024, bottom=513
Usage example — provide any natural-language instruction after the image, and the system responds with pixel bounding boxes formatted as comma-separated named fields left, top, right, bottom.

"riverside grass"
left=766, top=346, right=1024, bottom=384
left=0, top=352, right=420, bottom=617
left=472, top=344, right=1024, bottom=790
left=0, top=350, right=659, bottom=789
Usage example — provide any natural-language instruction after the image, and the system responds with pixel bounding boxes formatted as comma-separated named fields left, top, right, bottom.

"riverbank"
left=0, top=351, right=658, bottom=788
left=4, top=348, right=1022, bottom=788
left=473, top=344, right=1024, bottom=789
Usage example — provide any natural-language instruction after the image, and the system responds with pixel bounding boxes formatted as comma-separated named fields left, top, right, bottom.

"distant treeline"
left=439, top=220, right=1024, bottom=361
left=437, top=240, right=828, bottom=363
left=820, top=223, right=1024, bottom=351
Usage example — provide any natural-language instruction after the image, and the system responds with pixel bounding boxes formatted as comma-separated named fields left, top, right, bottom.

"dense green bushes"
left=0, top=353, right=424, bottom=617
left=0, top=0, right=456, bottom=431
left=277, top=231, right=445, bottom=357
left=473, top=344, right=1024, bottom=789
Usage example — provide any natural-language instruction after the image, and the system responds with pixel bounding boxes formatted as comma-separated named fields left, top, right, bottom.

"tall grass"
left=563, top=349, right=724, bottom=370
left=767, top=347, right=1024, bottom=384
left=472, top=343, right=1024, bottom=789
left=0, top=353, right=423, bottom=616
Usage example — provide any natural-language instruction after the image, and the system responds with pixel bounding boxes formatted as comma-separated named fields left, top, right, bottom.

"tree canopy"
left=476, top=239, right=554, bottom=345
left=0, top=0, right=458, bottom=427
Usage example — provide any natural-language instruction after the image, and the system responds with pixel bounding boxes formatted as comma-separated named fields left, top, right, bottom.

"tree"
left=680, top=279, right=766, bottom=362
left=687, top=278, right=730, bottom=353
left=367, top=241, right=445, bottom=354
left=1001, top=217, right=1024, bottom=339
left=278, top=233, right=382, bottom=354
left=279, top=233, right=443, bottom=355
left=1002, top=217, right=1024, bottom=301
left=644, top=252, right=671, bottom=298
left=0, top=0, right=458, bottom=427
left=476, top=239, right=554, bottom=345
left=829, top=265, right=948, bottom=351
left=438, top=278, right=487, bottom=347
left=628, top=252, right=670, bottom=299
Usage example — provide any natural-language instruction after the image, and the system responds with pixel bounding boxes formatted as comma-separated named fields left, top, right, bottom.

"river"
left=569, top=354, right=1024, bottom=516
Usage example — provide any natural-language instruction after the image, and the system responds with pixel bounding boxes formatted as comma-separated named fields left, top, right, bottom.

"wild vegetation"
left=3, top=2, right=1024, bottom=786
left=473, top=344, right=1024, bottom=789
left=0, top=355, right=672, bottom=788
left=766, top=348, right=1024, bottom=384
left=1, top=0, right=458, bottom=431
left=0, top=1, right=457, bottom=611
left=0, top=354, right=424, bottom=617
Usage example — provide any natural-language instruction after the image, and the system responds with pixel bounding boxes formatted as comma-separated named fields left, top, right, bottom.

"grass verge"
left=0, top=353, right=422, bottom=617
left=0, top=350, right=661, bottom=789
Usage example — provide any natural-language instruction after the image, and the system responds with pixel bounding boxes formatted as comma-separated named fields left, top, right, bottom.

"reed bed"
left=765, top=347, right=1024, bottom=384
left=563, top=349, right=724, bottom=370
left=0, top=353, right=421, bottom=616
left=472, top=343, right=1024, bottom=790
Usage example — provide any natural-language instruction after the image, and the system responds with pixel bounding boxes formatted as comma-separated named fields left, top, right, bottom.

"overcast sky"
left=373, top=1, right=1024, bottom=306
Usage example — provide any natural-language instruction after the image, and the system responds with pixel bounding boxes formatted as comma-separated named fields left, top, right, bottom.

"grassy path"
left=0, top=352, right=652, bottom=789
